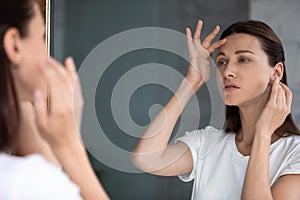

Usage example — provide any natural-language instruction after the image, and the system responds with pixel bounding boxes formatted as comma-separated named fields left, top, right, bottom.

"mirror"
left=48, top=1, right=300, bottom=199
left=48, top=0, right=247, bottom=199
left=39, top=0, right=51, bottom=53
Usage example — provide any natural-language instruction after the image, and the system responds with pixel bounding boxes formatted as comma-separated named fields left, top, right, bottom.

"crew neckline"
left=231, top=133, right=283, bottom=159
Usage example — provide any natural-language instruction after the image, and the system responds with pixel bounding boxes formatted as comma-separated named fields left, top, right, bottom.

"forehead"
left=218, top=33, right=263, bottom=54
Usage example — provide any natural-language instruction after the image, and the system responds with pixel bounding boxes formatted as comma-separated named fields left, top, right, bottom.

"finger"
left=48, top=57, right=68, bottom=80
left=38, top=59, right=56, bottom=111
left=202, top=25, right=221, bottom=49
left=32, top=90, right=47, bottom=131
left=207, top=39, right=227, bottom=55
left=186, top=27, right=194, bottom=53
left=65, top=57, right=77, bottom=81
left=279, top=82, right=293, bottom=112
left=38, top=58, right=66, bottom=84
left=38, top=58, right=53, bottom=82
left=39, top=58, right=70, bottom=113
left=269, top=77, right=279, bottom=105
left=193, top=20, right=203, bottom=45
left=277, top=83, right=285, bottom=107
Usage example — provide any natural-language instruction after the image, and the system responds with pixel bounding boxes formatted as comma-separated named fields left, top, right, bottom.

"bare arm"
left=132, top=78, right=203, bottom=176
left=271, top=174, right=300, bottom=199
left=242, top=78, right=297, bottom=199
left=132, top=20, right=226, bottom=176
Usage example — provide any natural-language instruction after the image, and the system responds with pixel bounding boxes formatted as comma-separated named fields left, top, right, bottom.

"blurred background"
left=50, top=0, right=300, bottom=199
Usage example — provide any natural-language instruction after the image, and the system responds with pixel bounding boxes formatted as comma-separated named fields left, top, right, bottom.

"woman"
left=132, top=20, right=300, bottom=199
left=0, top=0, right=109, bottom=199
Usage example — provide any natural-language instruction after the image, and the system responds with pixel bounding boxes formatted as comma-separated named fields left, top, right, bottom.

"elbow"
left=131, top=150, right=160, bottom=173
left=131, top=151, right=149, bottom=172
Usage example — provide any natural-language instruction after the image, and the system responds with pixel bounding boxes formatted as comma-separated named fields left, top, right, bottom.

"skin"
left=13, top=102, right=60, bottom=167
left=3, top=3, right=109, bottom=200
left=132, top=20, right=300, bottom=199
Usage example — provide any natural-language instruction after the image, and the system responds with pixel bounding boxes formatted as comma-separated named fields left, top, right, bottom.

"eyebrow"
left=216, top=50, right=255, bottom=57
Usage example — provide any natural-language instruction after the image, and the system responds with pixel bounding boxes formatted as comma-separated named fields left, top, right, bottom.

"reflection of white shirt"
left=176, top=126, right=300, bottom=200
left=0, top=153, right=82, bottom=200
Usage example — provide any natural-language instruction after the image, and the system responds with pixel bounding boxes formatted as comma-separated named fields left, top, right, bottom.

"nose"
left=221, top=63, right=236, bottom=79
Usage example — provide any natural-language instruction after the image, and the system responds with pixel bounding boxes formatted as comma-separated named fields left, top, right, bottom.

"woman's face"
left=216, top=33, right=274, bottom=107
left=12, top=3, right=48, bottom=101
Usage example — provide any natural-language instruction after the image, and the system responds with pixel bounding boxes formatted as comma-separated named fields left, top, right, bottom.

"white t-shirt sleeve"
left=280, top=145, right=300, bottom=176
left=12, top=155, right=82, bottom=200
left=175, top=129, right=199, bottom=182
left=175, top=126, right=221, bottom=182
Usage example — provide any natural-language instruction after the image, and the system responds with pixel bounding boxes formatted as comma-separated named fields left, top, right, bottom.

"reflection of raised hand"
left=132, top=21, right=226, bottom=178
left=185, top=20, right=226, bottom=90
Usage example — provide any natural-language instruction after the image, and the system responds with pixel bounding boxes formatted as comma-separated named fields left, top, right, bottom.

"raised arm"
left=132, top=20, right=226, bottom=176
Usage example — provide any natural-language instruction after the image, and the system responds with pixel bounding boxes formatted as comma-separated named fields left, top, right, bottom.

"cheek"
left=15, top=64, right=47, bottom=99
left=248, top=77, right=270, bottom=96
left=216, top=71, right=225, bottom=99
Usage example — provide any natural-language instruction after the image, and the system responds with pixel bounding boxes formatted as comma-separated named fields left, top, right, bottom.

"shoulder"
left=176, top=126, right=227, bottom=144
left=272, top=135, right=300, bottom=197
left=175, top=126, right=230, bottom=158
left=275, top=134, right=300, bottom=153
left=0, top=153, right=82, bottom=200
left=272, top=135, right=300, bottom=175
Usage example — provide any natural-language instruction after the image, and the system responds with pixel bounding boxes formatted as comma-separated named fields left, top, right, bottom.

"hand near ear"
left=269, top=62, right=284, bottom=84
left=13, top=101, right=60, bottom=166
left=32, top=57, right=109, bottom=200
left=255, top=77, right=292, bottom=136
left=33, top=57, right=83, bottom=147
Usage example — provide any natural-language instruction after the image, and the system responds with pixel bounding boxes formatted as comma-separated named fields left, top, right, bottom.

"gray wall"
left=250, top=0, right=300, bottom=126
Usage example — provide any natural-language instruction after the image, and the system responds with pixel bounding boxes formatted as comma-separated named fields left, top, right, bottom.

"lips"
left=224, top=83, right=240, bottom=90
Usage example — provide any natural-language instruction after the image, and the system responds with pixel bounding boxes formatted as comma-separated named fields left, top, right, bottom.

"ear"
left=270, top=62, right=284, bottom=83
left=3, top=28, right=23, bottom=66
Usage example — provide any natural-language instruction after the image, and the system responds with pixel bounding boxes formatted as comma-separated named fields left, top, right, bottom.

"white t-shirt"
left=0, top=153, right=82, bottom=200
left=176, top=126, right=300, bottom=200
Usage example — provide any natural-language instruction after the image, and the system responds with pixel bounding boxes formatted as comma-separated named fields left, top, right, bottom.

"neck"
left=237, top=86, right=271, bottom=147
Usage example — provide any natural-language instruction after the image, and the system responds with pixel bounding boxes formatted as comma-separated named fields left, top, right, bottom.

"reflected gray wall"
left=250, top=0, right=300, bottom=126
left=52, top=0, right=249, bottom=199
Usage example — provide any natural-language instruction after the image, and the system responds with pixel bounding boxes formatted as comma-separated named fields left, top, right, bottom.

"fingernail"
left=276, top=77, right=280, bottom=83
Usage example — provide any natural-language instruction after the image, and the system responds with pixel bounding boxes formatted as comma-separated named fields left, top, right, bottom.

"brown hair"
left=220, top=20, right=300, bottom=136
left=0, top=0, right=38, bottom=151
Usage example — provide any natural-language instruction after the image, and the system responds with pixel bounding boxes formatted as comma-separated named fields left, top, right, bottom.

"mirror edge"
left=45, top=0, right=51, bottom=54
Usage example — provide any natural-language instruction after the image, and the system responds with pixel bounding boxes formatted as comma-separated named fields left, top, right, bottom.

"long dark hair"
left=220, top=20, right=300, bottom=136
left=0, top=0, right=38, bottom=151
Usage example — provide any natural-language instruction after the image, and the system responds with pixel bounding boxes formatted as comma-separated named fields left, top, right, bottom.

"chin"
left=225, top=102, right=238, bottom=106
left=223, top=97, right=239, bottom=106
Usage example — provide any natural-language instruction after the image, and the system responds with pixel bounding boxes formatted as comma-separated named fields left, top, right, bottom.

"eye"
left=217, top=59, right=228, bottom=67
left=239, top=57, right=250, bottom=63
